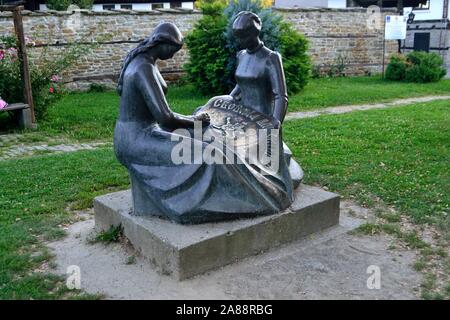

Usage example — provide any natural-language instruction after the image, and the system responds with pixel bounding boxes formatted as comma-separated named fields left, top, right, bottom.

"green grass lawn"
left=35, top=84, right=208, bottom=141
left=0, top=148, right=129, bottom=299
left=285, top=100, right=449, bottom=225
left=285, top=99, right=449, bottom=299
left=1, top=76, right=448, bottom=141
left=288, top=76, right=450, bottom=111
left=0, top=97, right=448, bottom=298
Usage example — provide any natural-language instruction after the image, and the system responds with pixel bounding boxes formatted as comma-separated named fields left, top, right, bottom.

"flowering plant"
left=0, top=37, right=22, bottom=113
left=0, top=97, right=7, bottom=109
left=0, top=35, right=90, bottom=119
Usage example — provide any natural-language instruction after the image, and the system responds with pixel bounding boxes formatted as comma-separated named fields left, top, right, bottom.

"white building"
left=275, top=0, right=448, bottom=18
left=37, top=1, right=195, bottom=11
left=402, top=1, right=449, bottom=76
left=403, top=0, right=449, bottom=20
left=274, top=0, right=347, bottom=8
left=91, top=1, right=194, bottom=11
left=272, top=0, right=449, bottom=76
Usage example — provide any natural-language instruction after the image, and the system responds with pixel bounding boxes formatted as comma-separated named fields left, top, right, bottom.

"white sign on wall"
left=385, top=15, right=408, bottom=40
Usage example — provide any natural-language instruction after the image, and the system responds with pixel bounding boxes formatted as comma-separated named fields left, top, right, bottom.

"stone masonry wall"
left=278, top=8, right=398, bottom=76
left=0, top=7, right=398, bottom=90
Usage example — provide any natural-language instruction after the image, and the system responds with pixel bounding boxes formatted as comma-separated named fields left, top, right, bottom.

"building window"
left=103, top=4, right=115, bottom=11
left=170, top=1, right=182, bottom=8
left=152, top=3, right=164, bottom=9
left=121, top=4, right=132, bottom=10
left=414, top=0, right=430, bottom=10
left=414, top=33, right=430, bottom=52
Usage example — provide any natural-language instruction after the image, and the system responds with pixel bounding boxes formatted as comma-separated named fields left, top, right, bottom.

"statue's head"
left=117, top=22, right=183, bottom=95
left=148, top=22, right=184, bottom=60
left=232, top=11, right=262, bottom=51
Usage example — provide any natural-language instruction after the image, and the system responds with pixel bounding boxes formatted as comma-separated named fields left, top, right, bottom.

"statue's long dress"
left=231, top=43, right=303, bottom=189
left=114, top=54, right=299, bottom=224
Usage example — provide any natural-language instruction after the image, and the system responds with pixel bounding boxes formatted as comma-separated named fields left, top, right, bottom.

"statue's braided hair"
left=117, top=22, right=183, bottom=96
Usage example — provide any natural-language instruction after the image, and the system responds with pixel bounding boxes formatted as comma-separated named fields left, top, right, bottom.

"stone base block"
left=94, top=184, right=340, bottom=280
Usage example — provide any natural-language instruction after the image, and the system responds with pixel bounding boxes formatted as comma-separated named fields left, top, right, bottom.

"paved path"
left=285, top=95, right=450, bottom=121
left=0, top=141, right=110, bottom=161
left=47, top=201, right=421, bottom=299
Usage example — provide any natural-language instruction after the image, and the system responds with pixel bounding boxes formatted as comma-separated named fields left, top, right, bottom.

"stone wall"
left=278, top=8, right=398, bottom=76
left=0, top=7, right=398, bottom=90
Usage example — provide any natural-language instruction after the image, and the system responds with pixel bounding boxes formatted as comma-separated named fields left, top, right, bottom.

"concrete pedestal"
left=94, top=184, right=340, bottom=280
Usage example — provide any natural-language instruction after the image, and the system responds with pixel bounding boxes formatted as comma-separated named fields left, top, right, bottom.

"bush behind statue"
left=185, top=0, right=311, bottom=95
left=386, top=51, right=447, bottom=83
left=46, top=0, right=93, bottom=10
left=46, top=0, right=72, bottom=11
left=73, top=0, right=94, bottom=9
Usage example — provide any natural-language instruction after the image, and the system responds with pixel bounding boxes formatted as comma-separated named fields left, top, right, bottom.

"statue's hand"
left=194, top=112, right=211, bottom=127
left=273, top=119, right=281, bottom=130
left=231, top=94, right=241, bottom=102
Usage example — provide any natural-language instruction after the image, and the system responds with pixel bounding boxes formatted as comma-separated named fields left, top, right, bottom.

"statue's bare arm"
left=137, top=65, right=196, bottom=129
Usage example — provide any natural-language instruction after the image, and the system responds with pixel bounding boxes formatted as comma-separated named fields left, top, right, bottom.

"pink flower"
left=0, top=50, right=4, bottom=61
left=7, top=47, right=17, bottom=55
left=49, top=87, right=54, bottom=93
left=6, top=48, right=17, bottom=60
left=0, top=98, right=7, bottom=109
left=51, top=75, right=60, bottom=82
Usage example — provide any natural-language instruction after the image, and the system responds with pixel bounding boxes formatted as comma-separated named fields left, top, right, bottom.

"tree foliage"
left=386, top=51, right=447, bottom=83
left=185, top=0, right=311, bottom=95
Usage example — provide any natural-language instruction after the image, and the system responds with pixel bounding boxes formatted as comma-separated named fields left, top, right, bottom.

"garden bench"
left=0, top=103, right=34, bottom=129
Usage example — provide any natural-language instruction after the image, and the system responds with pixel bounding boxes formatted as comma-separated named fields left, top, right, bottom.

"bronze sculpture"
left=114, top=13, right=303, bottom=224
left=227, top=11, right=303, bottom=187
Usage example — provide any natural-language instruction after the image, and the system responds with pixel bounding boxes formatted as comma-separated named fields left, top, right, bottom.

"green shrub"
left=278, top=21, right=311, bottom=92
left=94, top=225, right=123, bottom=243
left=405, top=51, right=447, bottom=83
left=385, top=54, right=408, bottom=81
left=185, top=0, right=311, bottom=95
left=311, top=65, right=322, bottom=78
left=386, top=51, right=446, bottom=83
left=0, top=35, right=91, bottom=119
left=72, top=0, right=94, bottom=9
left=327, top=54, right=348, bottom=78
left=45, top=0, right=94, bottom=11
left=1, top=38, right=27, bottom=116
left=184, top=6, right=230, bottom=95
left=46, top=0, right=71, bottom=11
left=88, top=83, right=110, bottom=92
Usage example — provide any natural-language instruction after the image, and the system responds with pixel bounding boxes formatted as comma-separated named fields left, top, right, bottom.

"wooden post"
left=396, top=0, right=405, bottom=58
left=397, top=0, right=404, bottom=13
left=444, top=0, right=449, bottom=19
left=12, top=5, right=36, bottom=123
left=382, top=16, right=386, bottom=79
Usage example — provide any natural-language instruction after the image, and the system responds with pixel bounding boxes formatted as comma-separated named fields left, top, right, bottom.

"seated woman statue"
left=115, top=20, right=302, bottom=224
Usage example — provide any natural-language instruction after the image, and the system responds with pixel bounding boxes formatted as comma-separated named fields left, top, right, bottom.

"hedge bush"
left=405, top=51, right=447, bottom=83
left=46, top=0, right=93, bottom=11
left=386, top=51, right=446, bottom=83
left=72, top=0, right=94, bottom=9
left=385, top=54, right=408, bottom=81
left=185, top=0, right=311, bottom=95
left=0, top=35, right=90, bottom=119
left=184, top=8, right=230, bottom=94
left=46, top=0, right=72, bottom=11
